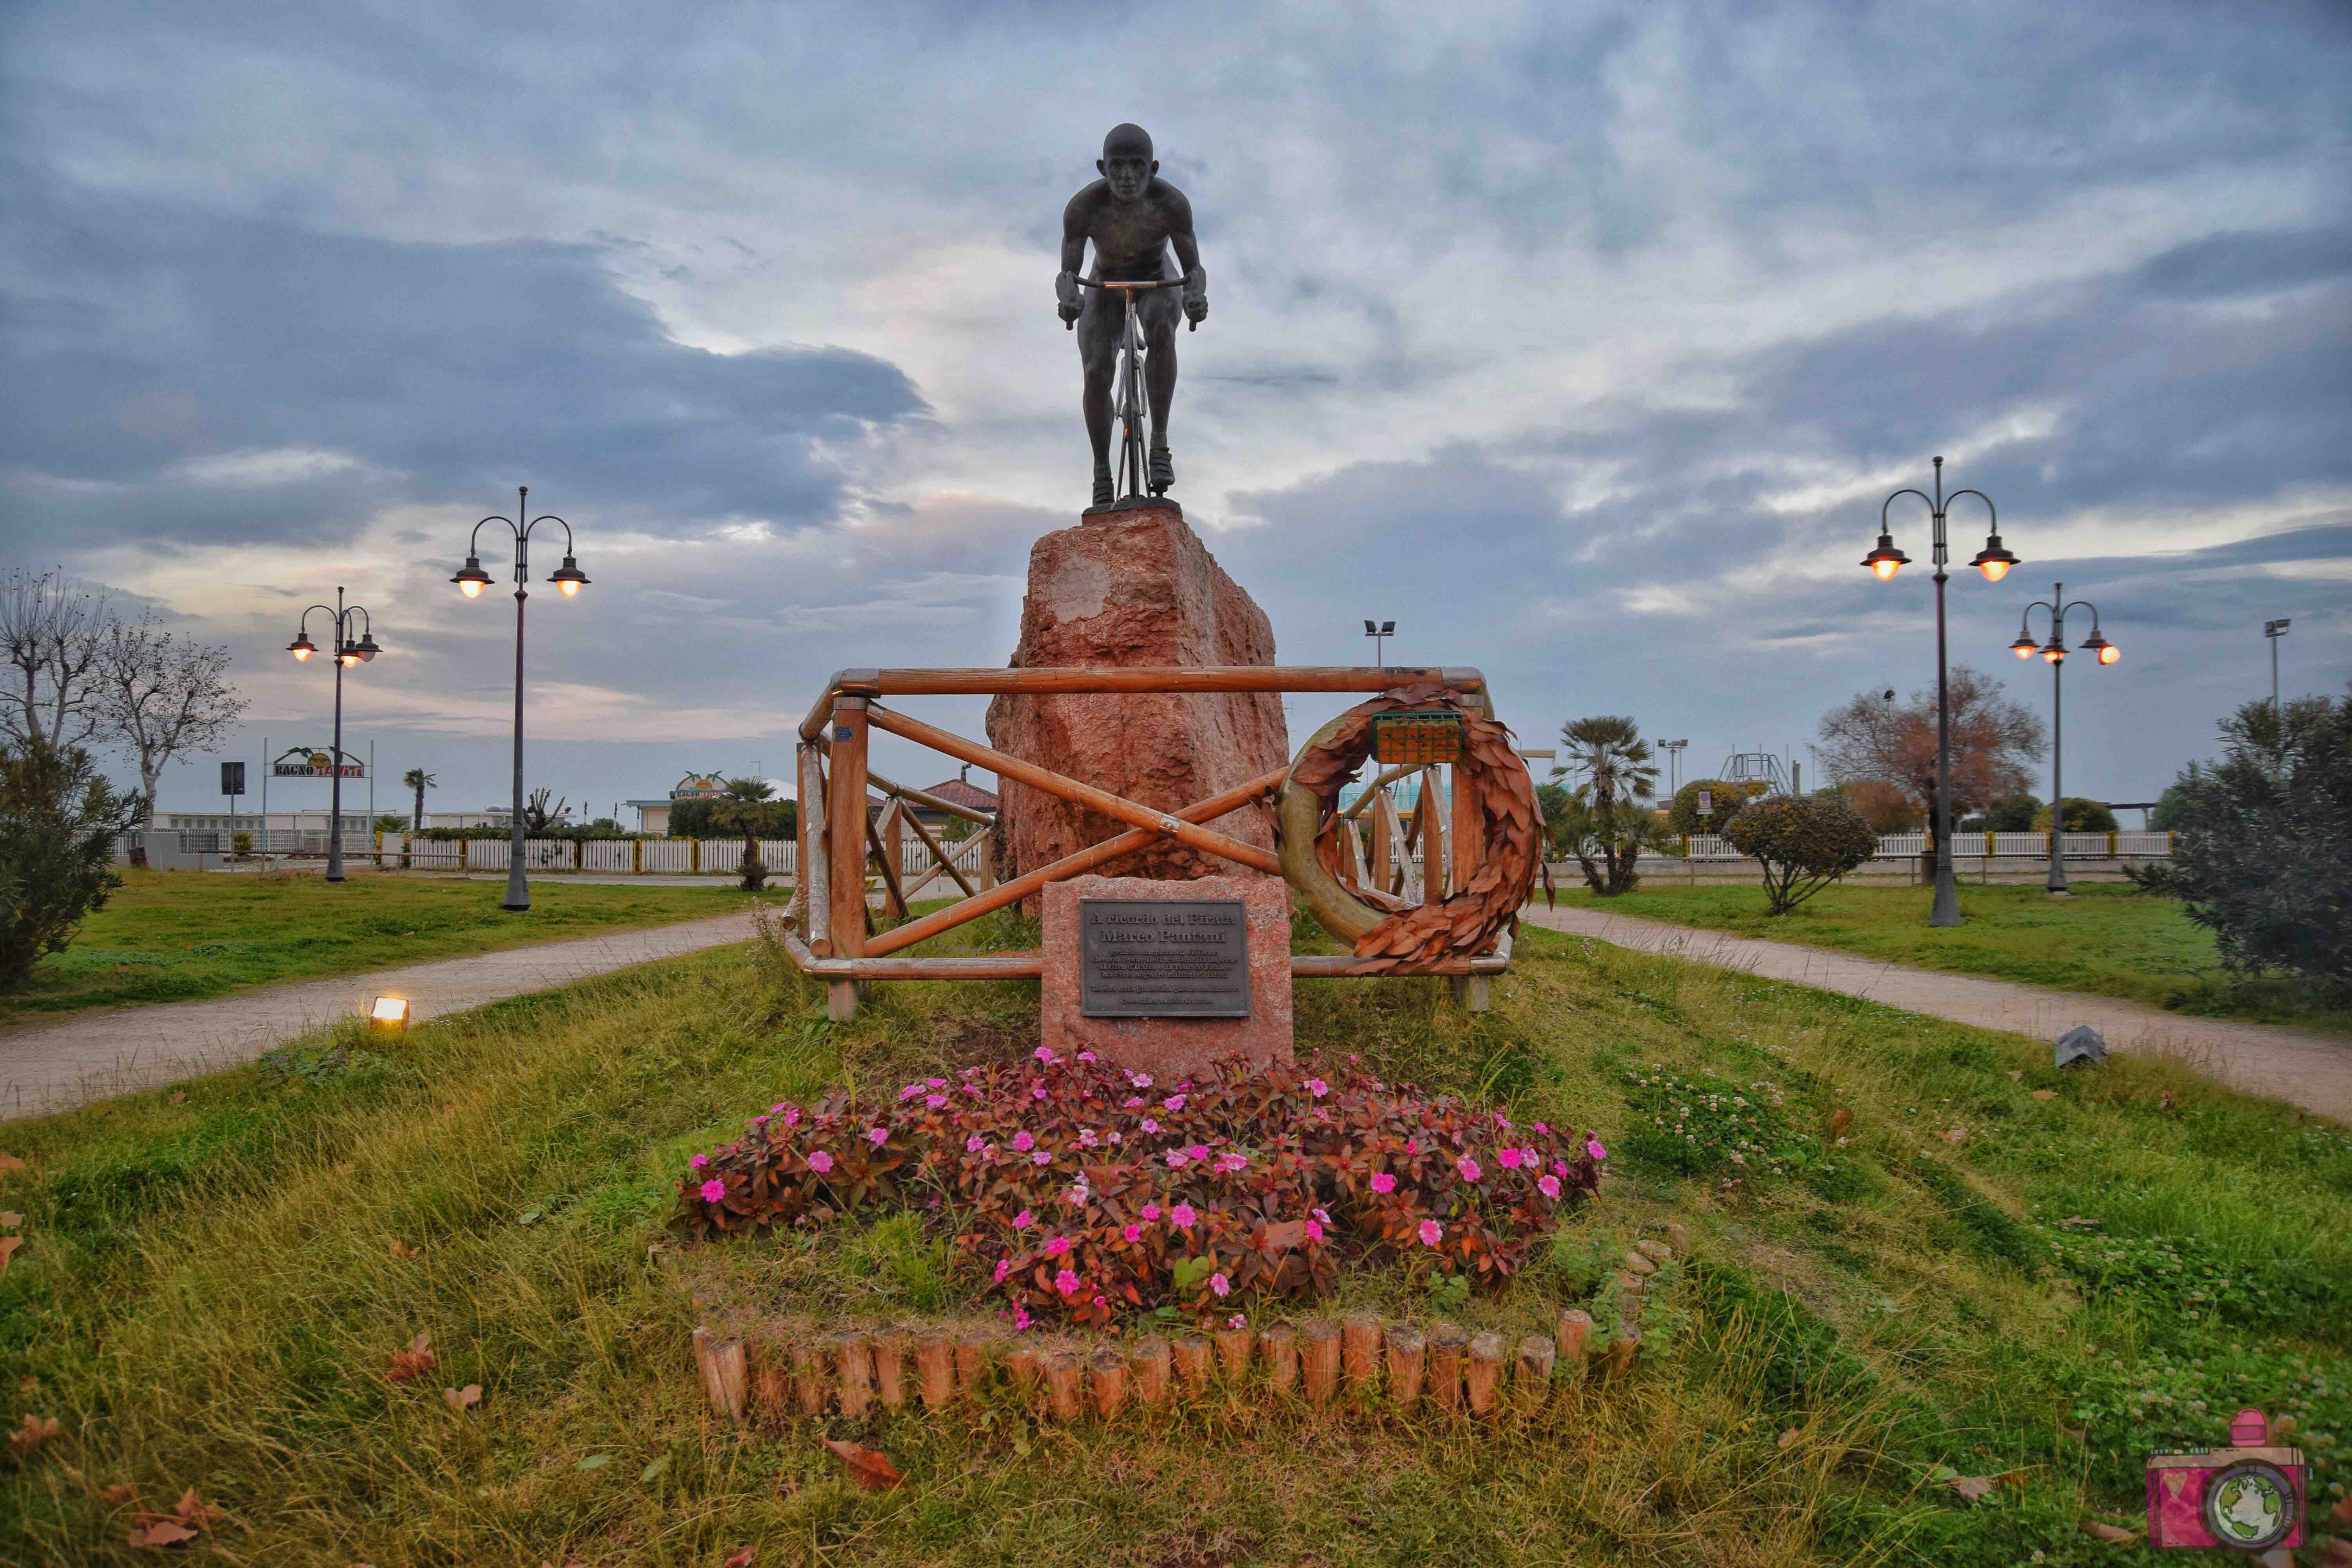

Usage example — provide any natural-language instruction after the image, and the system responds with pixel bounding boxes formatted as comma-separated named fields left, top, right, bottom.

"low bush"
left=0, top=741, right=143, bottom=989
left=1724, top=794, right=1878, bottom=914
left=675, top=1051, right=1604, bottom=1329
left=1620, top=1065, right=1802, bottom=1183
left=1666, top=778, right=1759, bottom=837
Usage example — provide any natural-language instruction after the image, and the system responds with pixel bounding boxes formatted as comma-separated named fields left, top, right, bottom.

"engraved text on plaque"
left=1078, top=898, right=1252, bottom=1018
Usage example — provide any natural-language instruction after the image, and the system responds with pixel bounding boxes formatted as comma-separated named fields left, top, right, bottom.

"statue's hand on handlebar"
left=1055, top=270, right=1083, bottom=327
left=1182, top=267, right=1208, bottom=327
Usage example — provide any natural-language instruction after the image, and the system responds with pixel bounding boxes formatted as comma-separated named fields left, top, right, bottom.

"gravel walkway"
left=1521, top=903, right=2352, bottom=1123
left=0, top=911, right=763, bottom=1122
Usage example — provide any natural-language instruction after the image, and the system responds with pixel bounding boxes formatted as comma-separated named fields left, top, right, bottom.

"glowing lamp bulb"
left=369, top=995, right=411, bottom=1028
left=558, top=578, right=580, bottom=598
left=1978, top=557, right=2012, bottom=582
left=2042, top=646, right=2063, bottom=664
left=459, top=578, right=483, bottom=598
left=2098, top=643, right=2120, bottom=664
left=291, top=645, right=313, bottom=661
left=1872, top=557, right=1900, bottom=581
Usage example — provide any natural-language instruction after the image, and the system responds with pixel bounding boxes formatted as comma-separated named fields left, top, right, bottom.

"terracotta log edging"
left=689, top=1278, right=1666, bottom=1428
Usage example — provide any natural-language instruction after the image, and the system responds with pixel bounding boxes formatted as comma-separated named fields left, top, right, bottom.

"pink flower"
left=898, top=1083, right=922, bottom=1101
left=1054, top=1269, right=1080, bottom=1296
left=965, top=1134, right=985, bottom=1153
left=807, top=1150, right=834, bottom=1174
left=1305, top=1219, right=1325, bottom=1242
left=1586, top=1138, right=1608, bottom=1161
left=1533, top=1122, right=1549, bottom=1134
left=993, top=1257, right=1011, bottom=1283
left=1216, top=1152, right=1247, bottom=1173
left=1371, top=1172, right=1397, bottom=1194
left=1140, top=1204, right=1162, bottom=1222
left=1078, top=1129, right=1098, bottom=1147
left=781, top=1107, right=800, bottom=1127
left=1456, top=1155, right=1483, bottom=1182
left=1031, top=1084, right=1047, bottom=1100
left=1553, top=1159, right=1568, bottom=1176
left=1034, top=1046, right=1056, bottom=1063
left=1129, top=1071, right=1153, bottom=1089
left=961, top=1083, right=982, bottom=1095
left=1045, top=1236, right=1071, bottom=1256
left=1012, top=1209, right=1035, bottom=1229
left=1404, top=1139, right=1418, bottom=1154
left=1031, top=1150, right=1051, bottom=1166
left=925, top=1093, right=947, bottom=1109
left=1538, top=1174, right=1563, bottom=1200
left=1077, top=1051, right=1096, bottom=1062
left=750, top=1115, right=768, bottom=1128
left=1122, top=1224, right=1142, bottom=1244
left=1209, top=1272, right=1231, bottom=1297
left=1493, top=1111, right=1511, bottom=1129
left=700, top=1178, right=726, bottom=1203
left=1107, top=1131, right=1122, bottom=1144
left=1125, top=1096, right=1146, bottom=1109
left=1011, top=1131, right=1035, bottom=1152
left=1171, top=1204, right=1197, bottom=1229
left=1308, top=1078, right=1328, bottom=1098
left=1162, top=1094, right=1187, bottom=1112
left=1227, top=1313, right=1246, bottom=1330
left=1012, top=1304, right=1032, bottom=1330
left=927, top=1077, right=946, bottom=1088
left=1314, top=1207, right=1331, bottom=1224
left=1165, top=1151, right=1188, bottom=1169
left=1141, top=1118, right=1159, bottom=1133
left=689, top=1153, right=710, bottom=1171
left=1187, top=1144, right=1209, bottom=1161
left=1418, top=1218, right=1443, bottom=1247
left=867, top=1126, right=888, bottom=1145
left=769, top=1102, right=789, bottom=1115
left=1497, top=1147, right=1524, bottom=1169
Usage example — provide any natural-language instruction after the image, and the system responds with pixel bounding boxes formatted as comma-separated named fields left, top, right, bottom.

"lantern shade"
left=1970, top=533, right=2018, bottom=581
left=2081, top=631, right=2118, bottom=664
left=549, top=554, right=589, bottom=597
left=1862, top=533, right=1910, bottom=581
left=287, top=631, right=316, bottom=661
left=451, top=555, right=492, bottom=598
left=2010, top=633, right=2038, bottom=659
left=352, top=632, right=381, bottom=662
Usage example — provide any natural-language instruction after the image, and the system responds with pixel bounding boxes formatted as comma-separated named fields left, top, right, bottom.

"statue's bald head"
left=1098, top=123, right=1157, bottom=201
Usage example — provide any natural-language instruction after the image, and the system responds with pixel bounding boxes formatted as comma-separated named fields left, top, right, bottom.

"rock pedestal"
left=986, top=499, right=1289, bottom=902
left=1041, top=875, right=1293, bottom=1077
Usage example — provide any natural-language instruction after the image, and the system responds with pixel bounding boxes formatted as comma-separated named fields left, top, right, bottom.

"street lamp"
left=1363, top=619, right=1395, bottom=665
left=2009, top=583, right=2118, bottom=897
left=453, top=485, right=588, bottom=912
left=285, top=586, right=381, bottom=884
left=2264, top=618, right=2290, bottom=715
left=1866, top=455, right=2017, bottom=927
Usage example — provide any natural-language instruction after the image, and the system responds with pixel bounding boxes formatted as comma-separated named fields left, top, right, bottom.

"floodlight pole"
left=452, top=486, right=589, bottom=912
left=1864, top=457, right=2016, bottom=928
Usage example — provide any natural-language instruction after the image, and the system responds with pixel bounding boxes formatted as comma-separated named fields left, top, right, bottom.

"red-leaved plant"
left=673, top=1051, right=1604, bottom=1329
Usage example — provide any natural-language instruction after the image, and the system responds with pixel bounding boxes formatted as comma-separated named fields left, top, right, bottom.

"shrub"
left=674, top=1051, right=1604, bottom=1330
left=230, top=831, right=253, bottom=858
left=1723, top=794, right=1878, bottom=914
left=0, top=740, right=143, bottom=990
left=1666, top=779, right=1759, bottom=837
left=2031, top=797, right=2118, bottom=832
left=2131, top=690, right=2352, bottom=998
left=1982, top=793, right=2041, bottom=832
left=1838, top=778, right=1923, bottom=835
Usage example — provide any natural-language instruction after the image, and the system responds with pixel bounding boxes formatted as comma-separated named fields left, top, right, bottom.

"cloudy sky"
left=5, top=0, right=2346, bottom=822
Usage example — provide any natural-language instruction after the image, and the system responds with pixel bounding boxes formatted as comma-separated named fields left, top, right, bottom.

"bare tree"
left=96, top=611, right=248, bottom=811
left=1815, top=666, right=2044, bottom=828
left=0, top=568, right=111, bottom=752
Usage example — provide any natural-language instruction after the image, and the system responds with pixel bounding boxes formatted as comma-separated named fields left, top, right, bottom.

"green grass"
left=2, top=870, right=770, bottom=1025
left=1555, top=880, right=2352, bottom=1035
left=0, top=912, right=2345, bottom=1564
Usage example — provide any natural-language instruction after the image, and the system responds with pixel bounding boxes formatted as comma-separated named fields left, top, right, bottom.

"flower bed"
left=675, top=1052, right=1604, bottom=1329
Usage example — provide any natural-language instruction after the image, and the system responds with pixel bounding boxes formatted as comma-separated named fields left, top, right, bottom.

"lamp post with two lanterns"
left=450, top=485, right=588, bottom=913
left=2008, top=585, right=2119, bottom=897
left=284, top=586, right=382, bottom=884
left=1862, top=456, right=2018, bottom=928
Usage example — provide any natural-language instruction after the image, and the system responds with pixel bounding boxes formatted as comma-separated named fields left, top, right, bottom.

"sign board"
left=670, top=771, right=727, bottom=800
left=272, top=747, right=362, bottom=779
left=1078, top=899, right=1252, bottom=1018
left=220, top=761, right=245, bottom=797
left=1697, top=789, right=1713, bottom=818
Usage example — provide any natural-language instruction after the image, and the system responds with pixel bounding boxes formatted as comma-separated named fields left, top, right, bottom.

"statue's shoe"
left=1149, top=444, right=1174, bottom=495
left=1091, top=467, right=1114, bottom=507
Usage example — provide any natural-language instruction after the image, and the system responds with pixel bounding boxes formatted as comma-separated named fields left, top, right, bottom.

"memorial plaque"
left=1079, top=898, right=1252, bottom=1018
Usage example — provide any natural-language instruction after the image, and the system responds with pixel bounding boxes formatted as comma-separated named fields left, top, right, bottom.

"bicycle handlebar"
left=1063, top=272, right=1201, bottom=330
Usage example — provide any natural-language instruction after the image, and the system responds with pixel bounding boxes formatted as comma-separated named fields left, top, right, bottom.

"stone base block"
left=1041, top=875, right=1293, bottom=1080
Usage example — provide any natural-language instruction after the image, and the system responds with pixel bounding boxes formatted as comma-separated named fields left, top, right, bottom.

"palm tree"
left=403, top=767, right=436, bottom=831
left=1550, top=716, right=1663, bottom=895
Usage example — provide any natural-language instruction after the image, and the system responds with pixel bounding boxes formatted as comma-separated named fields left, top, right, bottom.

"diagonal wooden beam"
left=863, top=766, right=1289, bottom=959
left=863, top=705, right=1283, bottom=877
left=897, top=799, right=979, bottom=898
left=865, top=805, right=910, bottom=920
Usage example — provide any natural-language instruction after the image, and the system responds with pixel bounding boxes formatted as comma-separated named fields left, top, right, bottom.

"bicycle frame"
left=1078, top=276, right=1187, bottom=500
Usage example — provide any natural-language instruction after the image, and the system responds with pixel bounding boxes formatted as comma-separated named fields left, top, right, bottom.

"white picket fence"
left=1675, top=831, right=2173, bottom=862
left=381, top=832, right=991, bottom=878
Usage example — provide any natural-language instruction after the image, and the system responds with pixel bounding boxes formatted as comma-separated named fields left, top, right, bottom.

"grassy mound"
left=0, top=911, right=2344, bottom=1564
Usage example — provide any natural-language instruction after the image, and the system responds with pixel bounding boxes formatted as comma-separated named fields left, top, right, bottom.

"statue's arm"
left=1056, top=192, right=1091, bottom=322
left=1166, top=187, right=1207, bottom=323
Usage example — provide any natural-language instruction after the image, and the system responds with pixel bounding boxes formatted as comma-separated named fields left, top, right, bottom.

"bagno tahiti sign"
left=272, top=746, right=363, bottom=779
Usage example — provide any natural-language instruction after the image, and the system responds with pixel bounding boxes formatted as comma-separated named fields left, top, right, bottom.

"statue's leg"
left=1078, top=296, right=1119, bottom=505
left=1143, top=294, right=1178, bottom=494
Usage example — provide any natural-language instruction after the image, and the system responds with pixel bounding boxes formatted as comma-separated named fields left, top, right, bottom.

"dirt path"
left=1521, top=903, right=2352, bottom=1124
left=0, top=911, right=762, bottom=1123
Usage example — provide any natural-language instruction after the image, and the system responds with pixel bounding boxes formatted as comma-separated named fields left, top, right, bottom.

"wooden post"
left=1384, top=1324, right=1426, bottom=1408
left=953, top=1331, right=990, bottom=1398
left=913, top=1334, right=953, bottom=1410
left=826, top=697, right=869, bottom=1020
left=1089, top=1346, right=1128, bottom=1420
left=867, top=804, right=910, bottom=921
left=1043, top=1352, right=1081, bottom=1421
left=1171, top=1335, right=1213, bottom=1397
left=1420, top=766, right=1448, bottom=899
left=834, top=1331, right=873, bottom=1421
left=1465, top=1332, right=1504, bottom=1416
left=1260, top=1322, right=1299, bottom=1394
left=1427, top=1323, right=1466, bottom=1412
left=798, top=743, right=829, bottom=951
left=1130, top=1336, right=1172, bottom=1410
left=884, top=802, right=911, bottom=916
left=1514, top=1335, right=1556, bottom=1413
left=1298, top=1318, right=1341, bottom=1407
left=752, top=1360, right=790, bottom=1423
left=1006, top=1346, right=1042, bottom=1401
left=1341, top=1314, right=1383, bottom=1396
left=695, top=1327, right=746, bottom=1421
left=1215, top=1323, right=1256, bottom=1383
left=790, top=1342, right=825, bottom=1416
left=1606, top=1325, right=1641, bottom=1379
left=872, top=1327, right=908, bottom=1410
left=1555, top=1309, right=1593, bottom=1383
left=1450, top=755, right=1483, bottom=903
